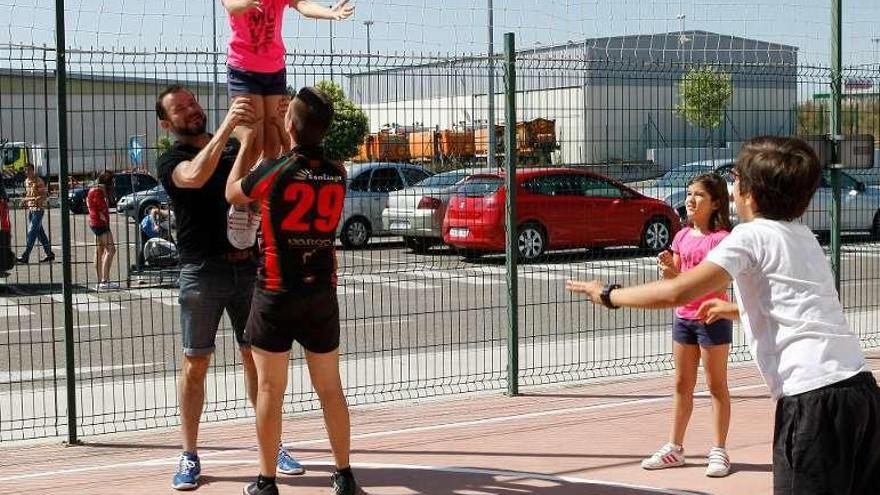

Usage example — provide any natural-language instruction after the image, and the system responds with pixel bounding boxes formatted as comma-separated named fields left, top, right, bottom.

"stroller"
left=142, top=237, right=179, bottom=267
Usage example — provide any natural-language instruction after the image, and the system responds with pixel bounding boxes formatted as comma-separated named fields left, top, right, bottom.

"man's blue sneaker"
left=172, top=451, right=201, bottom=490
left=276, top=443, right=305, bottom=475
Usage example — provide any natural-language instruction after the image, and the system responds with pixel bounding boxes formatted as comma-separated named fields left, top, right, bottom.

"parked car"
left=731, top=165, right=880, bottom=236
left=383, top=167, right=498, bottom=252
left=116, top=185, right=171, bottom=221
left=68, top=172, right=158, bottom=214
left=443, top=168, right=681, bottom=261
left=635, top=158, right=735, bottom=222
left=338, top=162, right=434, bottom=248
left=639, top=159, right=880, bottom=235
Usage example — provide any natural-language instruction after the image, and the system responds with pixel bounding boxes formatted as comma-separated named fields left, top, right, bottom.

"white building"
left=347, top=31, right=799, bottom=167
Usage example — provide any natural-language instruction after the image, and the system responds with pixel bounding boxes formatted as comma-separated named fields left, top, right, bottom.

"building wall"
left=0, top=76, right=224, bottom=176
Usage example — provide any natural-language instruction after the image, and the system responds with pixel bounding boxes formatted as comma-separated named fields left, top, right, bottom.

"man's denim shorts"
left=177, top=258, right=258, bottom=356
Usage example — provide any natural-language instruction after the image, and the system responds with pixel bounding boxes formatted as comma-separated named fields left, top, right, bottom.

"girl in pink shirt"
left=641, top=172, right=734, bottom=477
left=222, top=0, right=354, bottom=160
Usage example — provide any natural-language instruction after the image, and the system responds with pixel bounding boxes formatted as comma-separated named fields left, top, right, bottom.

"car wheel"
left=340, top=217, right=371, bottom=249
left=641, top=217, right=672, bottom=252
left=404, top=236, right=434, bottom=254
left=517, top=223, right=546, bottom=262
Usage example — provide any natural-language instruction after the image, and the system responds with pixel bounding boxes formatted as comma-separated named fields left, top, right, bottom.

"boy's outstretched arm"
left=566, top=260, right=732, bottom=310
left=290, top=0, right=354, bottom=21
left=222, top=0, right=263, bottom=16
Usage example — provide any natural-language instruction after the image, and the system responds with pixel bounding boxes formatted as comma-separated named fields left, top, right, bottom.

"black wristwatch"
left=600, top=283, right=622, bottom=309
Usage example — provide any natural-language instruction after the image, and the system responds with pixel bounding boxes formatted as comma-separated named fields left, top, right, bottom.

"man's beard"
left=173, top=113, right=207, bottom=137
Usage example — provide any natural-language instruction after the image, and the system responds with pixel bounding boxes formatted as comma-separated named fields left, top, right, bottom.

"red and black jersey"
left=241, top=147, right=346, bottom=293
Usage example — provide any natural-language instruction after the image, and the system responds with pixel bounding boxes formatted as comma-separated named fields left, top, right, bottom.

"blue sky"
left=2, top=0, right=880, bottom=66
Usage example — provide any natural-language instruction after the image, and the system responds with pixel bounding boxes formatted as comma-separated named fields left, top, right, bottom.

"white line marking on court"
left=0, top=362, right=158, bottom=385
left=0, top=324, right=106, bottom=335
left=0, top=381, right=770, bottom=482
left=46, top=293, right=123, bottom=312
left=342, top=274, right=437, bottom=291
left=126, top=288, right=179, bottom=306
left=0, top=297, right=35, bottom=318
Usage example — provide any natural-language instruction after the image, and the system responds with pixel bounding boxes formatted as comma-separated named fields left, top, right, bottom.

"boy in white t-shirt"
left=567, top=136, right=880, bottom=494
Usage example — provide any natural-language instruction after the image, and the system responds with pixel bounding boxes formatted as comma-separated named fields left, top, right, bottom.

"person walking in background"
left=17, top=164, right=56, bottom=264
left=87, top=171, right=118, bottom=290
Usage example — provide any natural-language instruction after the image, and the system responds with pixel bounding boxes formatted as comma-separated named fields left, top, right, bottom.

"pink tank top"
left=671, top=227, right=731, bottom=320
left=227, top=0, right=287, bottom=73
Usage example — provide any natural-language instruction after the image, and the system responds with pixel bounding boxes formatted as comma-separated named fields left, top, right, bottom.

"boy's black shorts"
left=245, top=285, right=340, bottom=354
left=773, top=371, right=880, bottom=495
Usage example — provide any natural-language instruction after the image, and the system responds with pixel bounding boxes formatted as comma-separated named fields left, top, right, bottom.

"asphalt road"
left=2, top=207, right=880, bottom=439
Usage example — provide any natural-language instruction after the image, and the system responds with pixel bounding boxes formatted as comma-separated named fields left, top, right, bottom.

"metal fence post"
left=830, top=0, right=842, bottom=294
left=54, top=0, right=79, bottom=445
left=503, top=32, right=519, bottom=396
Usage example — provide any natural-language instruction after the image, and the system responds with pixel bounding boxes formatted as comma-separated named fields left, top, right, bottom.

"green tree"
left=675, top=67, right=733, bottom=154
left=314, top=80, right=369, bottom=161
left=155, top=135, right=174, bottom=155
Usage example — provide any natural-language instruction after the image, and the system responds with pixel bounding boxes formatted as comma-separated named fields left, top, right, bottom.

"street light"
left=364, top=20, right=373, bottom=71
left=487, top=0, right=496, bottom=168
left=364, top=20, right=374, bottom=109
left=676, top=14, right=690, bottom=45
left=872, top=37, right=880, bottom=70
left=211, top=0, right=220, bottom=129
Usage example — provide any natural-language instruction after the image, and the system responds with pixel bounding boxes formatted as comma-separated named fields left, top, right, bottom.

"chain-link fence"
left=1, top=39, right=880, bottom=442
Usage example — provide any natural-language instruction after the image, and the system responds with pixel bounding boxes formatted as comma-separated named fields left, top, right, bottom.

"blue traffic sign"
left=128, top=136, right=144, bottom=165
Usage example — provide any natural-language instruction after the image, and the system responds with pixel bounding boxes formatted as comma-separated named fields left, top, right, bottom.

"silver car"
left=635, top=158, right=734, bottom=222
left=116, top=185, right=171, bottom=221
left=382, top=167, right=497, bottom=252
left=338, top=162, right=434, bottom=249
left=638, top=159, right=880, bottom=235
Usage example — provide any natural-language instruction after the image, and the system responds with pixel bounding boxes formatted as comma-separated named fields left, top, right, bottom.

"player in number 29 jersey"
left=226, top=86, right=367, bottom=495
left=240, top=146, right=345, bottom=293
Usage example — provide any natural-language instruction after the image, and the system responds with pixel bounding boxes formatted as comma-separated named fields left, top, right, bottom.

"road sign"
left=128, top=136, right=144, bottom=166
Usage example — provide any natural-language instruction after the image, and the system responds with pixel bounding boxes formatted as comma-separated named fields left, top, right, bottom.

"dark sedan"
left=68, top=172, right=158, bottom=214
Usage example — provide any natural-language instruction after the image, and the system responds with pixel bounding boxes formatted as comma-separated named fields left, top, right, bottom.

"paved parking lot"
left=2, top=206, right=880, bottom=440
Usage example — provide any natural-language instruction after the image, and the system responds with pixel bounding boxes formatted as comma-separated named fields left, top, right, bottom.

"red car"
left=443, top=168, right=681, bottom=261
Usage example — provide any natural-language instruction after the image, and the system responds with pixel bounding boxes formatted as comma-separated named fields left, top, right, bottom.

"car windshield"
left=414, top=170, right=470, bottom=188
left=456, top=176, right=503, bottom=197
left=655, top=166, right=714, bottom=187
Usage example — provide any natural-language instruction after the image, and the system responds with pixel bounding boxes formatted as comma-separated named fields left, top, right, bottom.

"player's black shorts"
left=245, top=285, right=340, bottom=353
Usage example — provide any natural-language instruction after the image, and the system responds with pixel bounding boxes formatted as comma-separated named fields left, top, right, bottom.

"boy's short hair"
left=735, top=136, right=821, bottom=221
left=286, top=87, right=334, bottom=147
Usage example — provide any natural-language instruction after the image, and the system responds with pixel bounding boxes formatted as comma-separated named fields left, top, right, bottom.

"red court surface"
left=1, top=354, right=877, bottom=495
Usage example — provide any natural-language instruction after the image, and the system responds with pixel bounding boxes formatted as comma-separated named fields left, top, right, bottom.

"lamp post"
left=364, top=20, right=373, bottom=72
left=487, top=0, right=496, bottom=168
left=211, top=0, right=220, bottom=129
left=872, top=37, right=880, bottom=70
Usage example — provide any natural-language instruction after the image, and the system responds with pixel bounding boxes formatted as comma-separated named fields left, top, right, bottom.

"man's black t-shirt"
left=156, top=138, right=251, bottom=263
left=240, top=146, right=345, bottom=293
